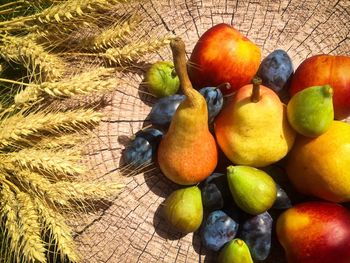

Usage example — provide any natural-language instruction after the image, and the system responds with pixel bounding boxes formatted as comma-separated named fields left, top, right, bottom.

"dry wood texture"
left=74, top=0, right=350, bottom=262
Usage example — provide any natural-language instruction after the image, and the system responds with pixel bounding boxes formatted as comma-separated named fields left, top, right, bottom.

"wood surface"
left=72, top=0, right=350, bottom=262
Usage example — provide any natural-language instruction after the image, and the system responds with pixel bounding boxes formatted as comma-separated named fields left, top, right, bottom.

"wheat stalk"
left=15, top=67, right=117, bottom=105
left=0, top=35, right=65, bottom=82
left=3, top=148, right=85, bottom=176
left=102, top=37, right=172, bottom=64
left=0, top=109, right=102, bottom=148
left=34, top=197, right=78, bottom=263
left=15, top=192, right=47, bottom=263
left=0, top=62, right=5, bottom=76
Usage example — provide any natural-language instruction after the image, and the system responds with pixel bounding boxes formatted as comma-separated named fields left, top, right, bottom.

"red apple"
left=290, top=55, right=350, bottom=120
left=276, top=202, right=350, bottom=263
left=188, top=23, right=261, bottom=94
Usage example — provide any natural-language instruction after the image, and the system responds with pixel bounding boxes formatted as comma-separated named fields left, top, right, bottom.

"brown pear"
left=157, top=38, right=218, bottom=185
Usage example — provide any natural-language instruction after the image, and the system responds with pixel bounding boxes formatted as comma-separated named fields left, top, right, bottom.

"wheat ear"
left=3, top=148, right=85, bottom=176
left=0, top=183, right=21, bottom=262
left=15, top=67, right=117, bottom=105
left=16, top=192, right=47, bottom=263
left=53, top=181, right=124, bottom=201
left=10, top=169, right=70, bottom=206
left=102, top=37, right=172, bottom=65
left=0, top=0, right=127, bottom=31
left=0, top=109, right=102, bottom=148
left=90, top=15, right=140, bottom=51
left=0, top=35, right=65, bottom=82
left=34, top=197, right=78, bottom=263
left=33, top=133, right=89, bottom=150
left=36, top=0, right=126, bottom=24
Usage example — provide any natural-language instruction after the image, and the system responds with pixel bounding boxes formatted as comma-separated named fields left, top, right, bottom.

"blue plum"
left=273, top=184, right=292, bottom=210
left=201, top=183, right=224, bottom=212
left=149, top=94, right=185, bottom=127
left=201, top=210, right=239, bottom=251
left=199, top=86, right=224, bottom=123
left=123, top=128, right=163, bottom=167
left=257, top=50, right=293, bottom=96
left=239, top=211, right=273, bottom=261
left=201, top=173, right=232, bottom=212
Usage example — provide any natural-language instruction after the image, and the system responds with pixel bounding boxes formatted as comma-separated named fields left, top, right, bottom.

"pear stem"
left=251, top=77, right=262, bottom=103
left=216, top=82, right=231, bottom=91
left=322, top=85, right=333, bottom=97
left=170, top=38, right=194, bottom=100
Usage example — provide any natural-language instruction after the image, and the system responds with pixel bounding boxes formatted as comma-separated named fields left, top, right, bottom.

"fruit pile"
left=123, top=24, right=350, bottom=263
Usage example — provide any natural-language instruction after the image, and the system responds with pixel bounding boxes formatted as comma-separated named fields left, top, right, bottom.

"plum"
left=257, top=49, right=293, bottom=98
left=123, top=128, right=163, bottom=167
left=239, top=211, right=273, bottom=261
left=201, top=210, right=239, bottom=251
left=149, top=94, right=185, bottom=127
left=199, top=86, right=224, bottom=123
left=201, top=173, right=232, bottom=212
left=273, top=184, right=292, bottom=210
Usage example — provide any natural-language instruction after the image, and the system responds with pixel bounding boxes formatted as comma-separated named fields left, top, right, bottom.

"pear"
left=287, top=85, right=334, bottom=137
left=214, top=77, right=296, bottom=167
left=218, top=239, right=253, bottom=263
left=157, top=38, right=218, bottom=185
left=227, top=165, right=277, bottom=215
left=162, top=186, right=203, bottom=233
left=145, top=61, right=180, bottom=98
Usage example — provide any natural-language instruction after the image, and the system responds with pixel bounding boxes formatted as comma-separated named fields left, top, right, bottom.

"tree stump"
left=73, top=0, right=350, bottom=262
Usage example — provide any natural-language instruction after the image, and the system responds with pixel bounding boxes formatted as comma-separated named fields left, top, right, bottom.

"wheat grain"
left=34, top=197, right=78, bottom=263
left=15, top=67, right=117, bottom=105
left=3, top=148, right=85, bottom=176
left=53, top=181, right=124, bottom=201
left=0, top=109, right=102, bottom=148
left=16, top=192, right=46, bottom=263
left=102, top=37, right=172, bottom=65
left=0, top=183, right=21, bottom=262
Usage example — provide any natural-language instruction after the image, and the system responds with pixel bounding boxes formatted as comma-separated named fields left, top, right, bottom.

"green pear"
left=162, top=186, right=203, bottom=233
left=227, top=166, right=277, bottom=215
left=145, top=61, right=180, bottom=98
left=287, top=85, right=334, bottom=137
left=218, top=239, right=253, bottom=263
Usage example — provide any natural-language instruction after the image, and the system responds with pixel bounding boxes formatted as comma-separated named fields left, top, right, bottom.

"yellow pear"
left=214, top=78, right=296, bottom=167
left=157, top=38, right=218, bottom=185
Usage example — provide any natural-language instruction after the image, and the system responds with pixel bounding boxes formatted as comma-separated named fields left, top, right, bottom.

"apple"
left=276, top=202, right=350, bottom=263
left=289, top=55, right=350, bottom=120
left=188, top=23, right=261, bottom=94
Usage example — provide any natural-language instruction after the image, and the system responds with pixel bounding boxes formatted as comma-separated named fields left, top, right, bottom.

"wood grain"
left=73, top=0, right=350, bottom=262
